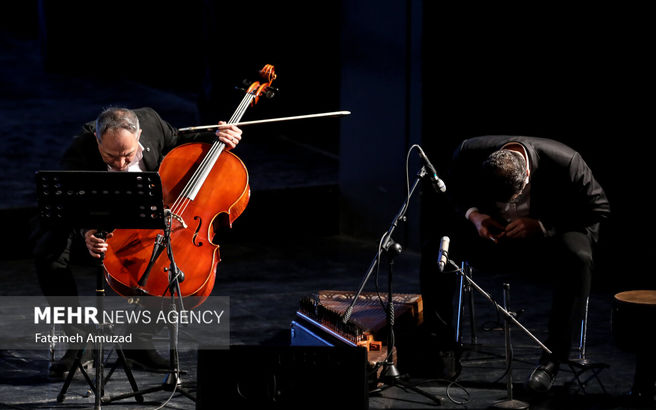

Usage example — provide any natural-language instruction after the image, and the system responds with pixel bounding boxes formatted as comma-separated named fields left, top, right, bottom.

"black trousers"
left=420, top=228, right=594, bottom=362
left=33, top=227, right=84, bottom=299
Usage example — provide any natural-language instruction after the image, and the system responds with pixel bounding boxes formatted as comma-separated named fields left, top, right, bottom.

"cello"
left=102, top=65, right=277, bottom=301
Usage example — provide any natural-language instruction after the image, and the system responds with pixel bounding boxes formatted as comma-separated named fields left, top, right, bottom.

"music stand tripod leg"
left=57, top=348, right=93, bottom=402
left=94, top=256, right=106, bottom=409
left=57, top=239, right=144, bottom=407
left=57, top=240, right=110, bottom=407
left=104, top=344, right=143, bottom=402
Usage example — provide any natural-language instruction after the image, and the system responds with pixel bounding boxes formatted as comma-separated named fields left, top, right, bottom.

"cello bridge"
left=170, top=212, right=188, bottom=229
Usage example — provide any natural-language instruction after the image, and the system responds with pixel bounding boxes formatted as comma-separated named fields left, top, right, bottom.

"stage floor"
left=0, top=234, right=643, bottom=409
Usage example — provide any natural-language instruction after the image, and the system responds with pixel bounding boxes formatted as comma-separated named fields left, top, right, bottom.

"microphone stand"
left=160, top=213, right=194, bottom=400
left=445, top=259, right=551, bottom=409
left=343, top=166, right=443, bottom=405
left=103, top=211, right=196, bottom=404
left=342, top=167, right=427, bottom=324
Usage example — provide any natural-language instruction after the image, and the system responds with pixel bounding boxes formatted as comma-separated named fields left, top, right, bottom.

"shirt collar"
left=500, top=142, right=530, bottom=176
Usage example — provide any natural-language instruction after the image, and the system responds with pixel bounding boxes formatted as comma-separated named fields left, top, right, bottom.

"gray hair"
left=481, top=149, right=527, bottom=202
left=94, top=107, right=140, bottom=142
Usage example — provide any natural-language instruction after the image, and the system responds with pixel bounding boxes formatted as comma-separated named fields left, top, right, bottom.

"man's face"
left=96, top=128, right=142, bottom=171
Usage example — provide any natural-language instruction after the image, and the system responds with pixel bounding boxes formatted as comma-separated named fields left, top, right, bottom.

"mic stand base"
left=372, top=362, right=443, bottom=406
left=163, top=376, right=197, bottom=402
left=491, top=399, right=530, bottom=409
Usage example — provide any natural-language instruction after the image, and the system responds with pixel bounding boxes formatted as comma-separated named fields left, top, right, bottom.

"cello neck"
left=170, top=64, right=277, bottom=215
left=227, top=91, right=256, bottom=125
left=176, top=91, right=255, bottom=205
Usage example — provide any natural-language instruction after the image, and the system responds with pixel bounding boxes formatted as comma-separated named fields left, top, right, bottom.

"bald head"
left=95, top=107, right=140, bottom=142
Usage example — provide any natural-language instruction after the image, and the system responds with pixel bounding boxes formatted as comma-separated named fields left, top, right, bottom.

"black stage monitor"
left=197, top=345, right=369, bottom=410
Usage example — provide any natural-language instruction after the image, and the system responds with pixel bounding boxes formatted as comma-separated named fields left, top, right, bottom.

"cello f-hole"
left=193, top=216, right=203, bottom=247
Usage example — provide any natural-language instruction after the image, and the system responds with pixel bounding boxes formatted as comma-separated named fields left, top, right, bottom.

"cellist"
left=32, top=106, right=242, bottom=377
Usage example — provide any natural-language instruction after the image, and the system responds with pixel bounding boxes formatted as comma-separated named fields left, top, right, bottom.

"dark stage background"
left=1, top=1, right=653, bottom=293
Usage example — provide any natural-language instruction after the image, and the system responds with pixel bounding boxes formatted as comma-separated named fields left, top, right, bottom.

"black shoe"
left=49, top=349, right=94, bottom=378
left=123, top=349, right=169, bottom=372
left=528, top=360, right=559, bottom=393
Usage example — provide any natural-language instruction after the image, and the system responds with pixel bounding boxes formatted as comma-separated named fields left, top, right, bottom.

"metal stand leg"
left=456, top=261, right=477, bottom=346
left=492, top=283, right=529, bottom=409
left=577, top=297, right=590, bottom=362
left=566, top=296, right=609, bottom=394
left=57, top=238, right=144, bottom=408
left=104, top=216, right=196, bottom=404
left=373, top=244, right=443, bottom=406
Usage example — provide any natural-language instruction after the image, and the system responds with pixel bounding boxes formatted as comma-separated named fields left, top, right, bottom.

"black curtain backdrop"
left=3, top=2, right=653, bottom=291
left=421, top=4, right=653, bottom=291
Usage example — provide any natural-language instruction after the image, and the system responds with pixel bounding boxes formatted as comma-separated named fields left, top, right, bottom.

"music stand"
left=36, top=170, right=165, bottom=409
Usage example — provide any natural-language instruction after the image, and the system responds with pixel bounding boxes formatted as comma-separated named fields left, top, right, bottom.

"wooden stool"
left=612, top=290, right=656, bottom=352
left=612, top=290, right=656, bottom=398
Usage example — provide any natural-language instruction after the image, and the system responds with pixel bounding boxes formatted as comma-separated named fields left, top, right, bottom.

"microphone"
left=418, top=148, right=446, bottom=193
left=137, top=234, right=165, bottom=287
left=438, top=236, right=450, bottom=272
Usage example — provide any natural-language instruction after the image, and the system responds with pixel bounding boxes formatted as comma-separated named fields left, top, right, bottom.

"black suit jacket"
left=449, top=136, right=610, bottom=241
left=60, top=107, right=212, bottom=171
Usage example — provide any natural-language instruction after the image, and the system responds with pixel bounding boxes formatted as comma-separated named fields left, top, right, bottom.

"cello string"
left=170, top=139, right=226, bottom=214
left=174, top=92, right=251, bottom=204
left=170, top=92, right=254, bottom=216
left=175, top=93, right=252, bottom=209
left=170, top=92, right=253, bottom=213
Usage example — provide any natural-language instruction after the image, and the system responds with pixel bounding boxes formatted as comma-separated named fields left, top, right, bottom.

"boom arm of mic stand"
left=342, top=171, right=424, bottom=324
left=447, top=259, right=552, bottom=355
